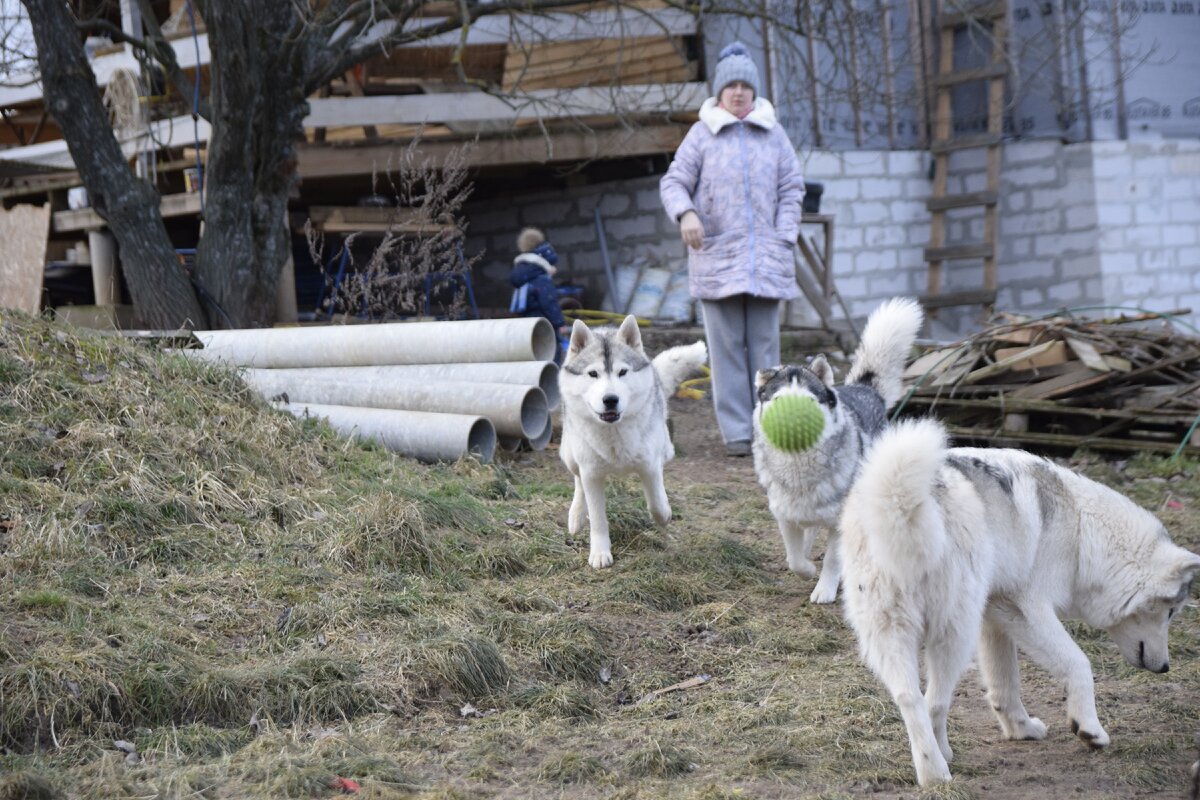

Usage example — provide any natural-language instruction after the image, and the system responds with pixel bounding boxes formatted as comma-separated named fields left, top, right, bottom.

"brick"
left=802, top=151, right=844, bottom=178
left=905, top=178, right=933, bottom=199
left=869, top=270, right=911, bottom=295
left=1168, top=202, right=1200, bottom=224
left=906, top=223, right=931, bottom=246
left=888, top=152, right=925, bottom=175
left=1048, top=281, right=1083, bottom=303
left=1084, top=278, right=1103, bottom=300
left=1020, top=287, right=1047, bottom=307
left=598, top=193, right=632, bottom=217
left=864, top=227, right=907, bottom=247
left=888, top=200, right=926, bottom=224
left=836, top=227, right=864, bottom=248
left=606, top=215, right=658, bottom=240
left=554, top=223, right=598, bottom=247
left=1006, top=191, right=1029, bottom=213
left=1004, top=140, right=1062, bottom=166
left=1124, top=226, right=1162, bottom=248
left=1142, top=249, right=1176, bottom=271
left=1134, top=201, right=1169, bottom=227
left=1007, top=211, right=1064, bottom=236
left=1097, top=204, right=1132, bottom=226
left=1102, top=252, right=1138, bottom=274
left=1009, top=237, right=1032, bottom=258
left=1093, top=179, right=1136, bottom=202
left=1181, top=248, right=1200, bottom=271
left=636, top=188, right=663, bottom=211
left=1004, top=260, right=1055, bottom=284
left=1004, top=164, right=1060, bottom=187
left=1157, top=272, right=1191, bottom=293
left=1170, top=154, right=1200, bottom=174
left=469, top=205, right=520, bottom=233
left=1108, top=273, right=1155, bottom=296
left=1030, top=188, right=1067, bottom=211
left=1164, top=225, right=1197, bottom=247
left=836, top=275, right=867, bottom=297
left=1163, top=179, right=1200, bottom=200
left=855, top=250, right=898, bottom=272
left=852, top=201, right=890, bottom=225
left=1092, top=154, right=1133, bottom=179
left=861, top=178, right=906, bottom=200
left=1061, top=254, right=1099, bottom=279
left=1098, top=228, right=1124, bottom=249
left=1065, top=205, right=1098, bottom=230
left=841, top=153, right=889, bottom=176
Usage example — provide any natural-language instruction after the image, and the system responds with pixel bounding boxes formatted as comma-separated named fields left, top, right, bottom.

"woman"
left=659, top=42, right=805, bottom=457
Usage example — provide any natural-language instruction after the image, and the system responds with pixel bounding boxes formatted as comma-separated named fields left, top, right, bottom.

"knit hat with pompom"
left=712, top=42, right=760, bottom=97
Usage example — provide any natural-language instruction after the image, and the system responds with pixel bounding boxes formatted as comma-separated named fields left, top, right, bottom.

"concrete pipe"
left=236, top=361, right=560, bottom=411
left=498, top=416, right=554, bottom=452
left=244, top=370, right=548, bottom=439
left=194, top=317, right=556, bottom=368
left=283, top=403, right=495, bottom=464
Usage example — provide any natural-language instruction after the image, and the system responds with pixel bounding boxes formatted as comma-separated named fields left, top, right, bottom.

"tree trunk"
left=196, top=0, right=309, bottom=328
left=22, top=0, right=209, bottom=330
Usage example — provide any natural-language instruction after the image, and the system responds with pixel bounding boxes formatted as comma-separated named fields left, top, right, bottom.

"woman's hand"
left=679, top=210, right=705, bottom=251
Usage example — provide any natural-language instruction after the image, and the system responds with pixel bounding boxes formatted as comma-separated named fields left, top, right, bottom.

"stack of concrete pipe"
left=187, top=318, right=559, bottom=464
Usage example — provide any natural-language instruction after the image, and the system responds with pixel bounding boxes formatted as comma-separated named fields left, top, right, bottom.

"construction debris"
left=899, top=309, right=1200, bottom=456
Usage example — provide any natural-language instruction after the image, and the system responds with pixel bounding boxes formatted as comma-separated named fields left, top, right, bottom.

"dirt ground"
left=633, top=373, right=1200, bottom=799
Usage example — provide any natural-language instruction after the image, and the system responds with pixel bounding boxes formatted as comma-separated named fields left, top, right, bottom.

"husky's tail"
left=842, top=418, right=948, bottom=580
left=845, top=297, right=923, bottom=409
left=653, top=340, right=708, bottom=396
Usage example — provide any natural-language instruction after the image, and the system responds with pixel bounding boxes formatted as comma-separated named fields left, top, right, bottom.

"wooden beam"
left=53, top=191, right=203, bottom=232
left=298, top=124, right=685, bottom=176
left=304, top=82, right=707, bottom=128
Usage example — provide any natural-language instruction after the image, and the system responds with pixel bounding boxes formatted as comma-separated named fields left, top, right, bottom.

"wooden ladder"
left=922, top=0, right=1009, bottom=313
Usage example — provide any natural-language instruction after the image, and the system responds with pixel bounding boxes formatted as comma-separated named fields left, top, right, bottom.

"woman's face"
left=718, top=80, right=754, bottom=117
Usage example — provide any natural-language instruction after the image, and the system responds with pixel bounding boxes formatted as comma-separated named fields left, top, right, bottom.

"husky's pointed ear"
left=755, top=366, right=781, bottom=389
left=568, top=318, right=592, bottom=357
left=1173, top=550, right=1200, bottom=587
left=618, top=314, right=643, bottom=351
left=809, top=354, right=835, bottom=388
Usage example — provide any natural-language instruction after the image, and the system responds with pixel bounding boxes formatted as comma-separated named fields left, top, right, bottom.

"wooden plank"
left=992, top=340, right=1070, bottom=370
left=304, top=82, right=706, bottom=128
left=0, top=203, right=50, bottom=313
left=945, top=426, right=1198, bottom=455
left=904, top=346, right=966, bottom=380
left=924, top=242, right=994, bottom=262
left=939, top=1, right=1007, bottom=27
left=297, top=124, right=686, bottom=176
left=1010, top=366, right=1110, bottom=399
left=304, top=206, right=456, bottom=235
left=926, top=190, right=998, bottom=211
left=918, top=288, right=997, bottom=309
left=1064, top=337, right=1111, bottom=372
left=963, top=340, right=1063, bottom=384
left=52, top=192, right=202, bottom=232
left=932, top=62, right=1008, bottom=87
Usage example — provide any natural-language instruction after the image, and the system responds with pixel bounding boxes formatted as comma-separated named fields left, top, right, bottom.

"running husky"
left=841, top=418, right=1200, bottom=786
left=752, top=297, right=923, bottom=603
left=558, top=316, right=708, bottom=569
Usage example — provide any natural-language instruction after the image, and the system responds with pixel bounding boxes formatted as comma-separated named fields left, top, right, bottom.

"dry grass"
left=2, top=312, right=1199, bottom=799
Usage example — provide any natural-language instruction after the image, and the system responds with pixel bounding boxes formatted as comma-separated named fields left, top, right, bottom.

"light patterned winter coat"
left=659, top=97, right=805, bottom=301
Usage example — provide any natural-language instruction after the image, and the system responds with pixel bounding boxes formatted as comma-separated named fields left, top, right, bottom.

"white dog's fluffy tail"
left=842, top=418, right=948, bottom=580
left=653, top=340, right=708, bottom=396
left=845, top=297, right=923, bottom=409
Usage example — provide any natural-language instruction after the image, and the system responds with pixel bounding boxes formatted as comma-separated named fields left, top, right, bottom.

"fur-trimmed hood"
left=699, top=97, right=778, bottom=135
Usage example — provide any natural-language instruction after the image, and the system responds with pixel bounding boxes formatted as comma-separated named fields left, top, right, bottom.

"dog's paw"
left=1070, top=718, right=1109, bottom=749
left=1019, top=717, right=1048, bottom=740
left=588, top=550, right=613, bottom=569
left=810, top=578, right=839, bottom=604
left=650, top=506, right=671, bottom=528
left=787, top=558, right=818, bottom=578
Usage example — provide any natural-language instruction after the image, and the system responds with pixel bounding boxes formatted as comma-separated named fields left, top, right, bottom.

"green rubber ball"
left=760, top=394, right=825, bottom=452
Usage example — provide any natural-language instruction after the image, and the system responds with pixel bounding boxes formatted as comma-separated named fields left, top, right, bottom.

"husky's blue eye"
left=588, top=370, right=598, bottom=378
left=618, top=369, right=628, bottom=377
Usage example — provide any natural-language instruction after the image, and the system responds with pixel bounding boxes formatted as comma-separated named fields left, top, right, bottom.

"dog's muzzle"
left=600, top=394, right=620, bottom=423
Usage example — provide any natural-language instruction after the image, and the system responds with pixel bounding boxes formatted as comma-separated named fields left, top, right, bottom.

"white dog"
left=840, top=418, right=1200, bottom=786
left=558, top=316, right=707, bottom=569
left=752, top=297, right=923, bottom=602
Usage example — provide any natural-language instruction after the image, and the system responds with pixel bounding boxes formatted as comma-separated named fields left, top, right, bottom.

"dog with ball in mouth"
left=751, top=297, right=923, bottom=603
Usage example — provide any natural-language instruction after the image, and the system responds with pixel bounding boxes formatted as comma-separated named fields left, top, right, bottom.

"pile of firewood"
left=898, top=309, right=1200, bottom=456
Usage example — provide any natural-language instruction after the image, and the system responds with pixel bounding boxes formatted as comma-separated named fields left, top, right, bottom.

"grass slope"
left=1, top=313, right=1198, bottom=800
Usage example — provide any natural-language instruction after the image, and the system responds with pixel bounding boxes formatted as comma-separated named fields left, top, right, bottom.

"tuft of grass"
left=623, top=740, right=697, bottom=777
left=514, top=683, right=598, bottom=721
left=603, top=571, right=712, bottom=611
left=0, top=772, right=60, bottom=800
left=538, top=751, right=608, bottom=784
left=413, top=635, right=510, bottom=700
left=14, top=591, right=69, bottom=617
left=746, top=745, right=808, bottom=778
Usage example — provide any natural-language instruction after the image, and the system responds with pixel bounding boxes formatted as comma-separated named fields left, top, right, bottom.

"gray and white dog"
left=752, top=297, right=923, bottom=602
left=558, top=316, right=707, bottom=569
left=841, top=418, right=1200, bottom=786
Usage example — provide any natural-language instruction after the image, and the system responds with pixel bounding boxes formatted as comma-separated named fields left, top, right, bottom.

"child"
left=510, top=228, right=570, bottom=354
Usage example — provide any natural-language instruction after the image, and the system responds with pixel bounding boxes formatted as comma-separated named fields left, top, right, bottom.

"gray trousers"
left=700, top=295, right=782, bottom=445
